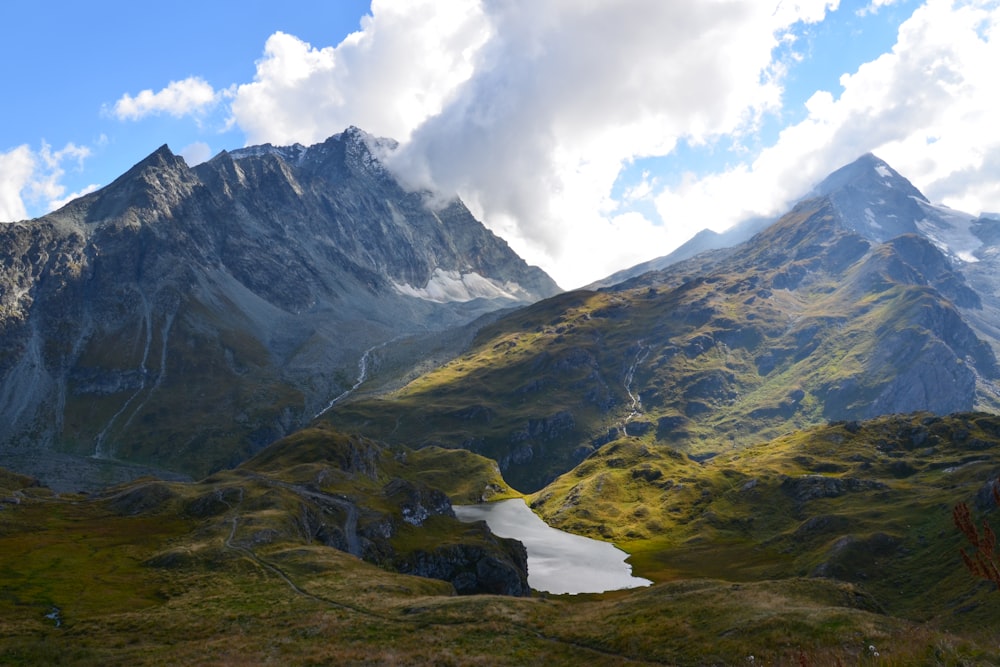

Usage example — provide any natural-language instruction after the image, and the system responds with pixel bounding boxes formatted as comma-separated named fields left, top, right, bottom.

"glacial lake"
left=454, top=498, right=652, bottom=595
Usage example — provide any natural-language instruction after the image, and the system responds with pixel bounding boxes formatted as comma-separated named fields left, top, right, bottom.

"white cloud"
left=0, top=145, right=35, bottom=221
left=857, top=0, right=904, bottom=17
left=47, top=183, right=100, bottom=211
left=180, top=141, right=212, bottom=166
left=653, top=0, right=1000, bottom=236
left=127, top=0, right=996, bottom=288
left=30, top=142, right=92, bottom=203
left=386, top=0, right=839, bottom=287
left=218, top=0, right=842, bottom=286
left=0, top=141, right=97, bottom=221
left=111, top=76, right=220, bottom=121
left=229, top=0, right=491, bottom=146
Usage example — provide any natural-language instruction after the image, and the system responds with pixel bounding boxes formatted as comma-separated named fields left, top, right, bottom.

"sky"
left=1, top=0, right=999, bottom=289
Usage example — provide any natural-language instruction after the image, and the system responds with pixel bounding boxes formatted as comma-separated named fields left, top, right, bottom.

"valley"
left=2, top=414, right=1000, bottom=664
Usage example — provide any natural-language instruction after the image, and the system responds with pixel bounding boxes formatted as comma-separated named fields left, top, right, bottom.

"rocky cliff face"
left=393, top=524, right=530, bottom=596
left=0, top=127, right=559, bottom=488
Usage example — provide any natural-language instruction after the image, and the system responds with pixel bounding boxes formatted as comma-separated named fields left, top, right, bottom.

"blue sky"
left=2, top=0, right=998, bottom=288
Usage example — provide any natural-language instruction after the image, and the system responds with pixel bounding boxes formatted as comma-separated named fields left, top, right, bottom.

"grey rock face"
left=394, top=524, right=530, bottom=596
left=781, top=475, right=889, bottom=503
left=810, top=153, right=928, bottom=242
left=0, top=128, right=559, bottom=487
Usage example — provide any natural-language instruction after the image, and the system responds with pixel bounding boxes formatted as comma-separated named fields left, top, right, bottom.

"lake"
left=454, top=498, right=652, bottom=595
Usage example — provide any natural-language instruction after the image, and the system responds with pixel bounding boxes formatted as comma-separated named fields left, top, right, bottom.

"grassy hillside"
left=532, top=412, right=1000, bottom=626
left=3, top=416, right=1000, bottom=664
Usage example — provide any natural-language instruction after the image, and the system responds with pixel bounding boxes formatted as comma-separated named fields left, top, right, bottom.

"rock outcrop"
left=394, top=521, right=530, bottom=596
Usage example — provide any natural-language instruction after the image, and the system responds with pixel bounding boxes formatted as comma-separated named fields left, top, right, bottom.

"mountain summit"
left=808, top=153, right=929, bottom=242
left=0, top=128, right=559, bottom=489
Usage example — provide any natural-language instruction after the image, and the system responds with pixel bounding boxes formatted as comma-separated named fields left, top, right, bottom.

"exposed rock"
left=812, top=532, right=903, bottom=582
left=312, top=154, right=1000, bottom=498
left=382, top=478, right=454, bottom=527
left=394, top=524, right=529, bottom=596
left=655, top=415, right=689, bottom=440
left=624, top=420, right=653, bottom=437
left=104, top=481, right=178, bottom=516
left=185, top=486, right=245, bottom=518
left=974, top=476, right=1000, bottom=511
left=781, top=476, right=889, bottom=503
left=631, top=465, right=663, bottom=482
left=526, top=411, right=576, bottom=440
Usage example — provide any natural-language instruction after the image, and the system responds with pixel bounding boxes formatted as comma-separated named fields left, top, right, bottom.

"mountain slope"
left=324, top=155, right=1000, bottom=492
left=2, top=414, right=1000, bottom=665
left=531, top=412, right=1000, bottom=623
left=0, top=127, right=559, bottom=489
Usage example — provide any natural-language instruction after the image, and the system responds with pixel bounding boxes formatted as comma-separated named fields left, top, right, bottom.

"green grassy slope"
left=533, top=412, right=1000, bottom=626
left=3, top=416, right=1000, bottom=664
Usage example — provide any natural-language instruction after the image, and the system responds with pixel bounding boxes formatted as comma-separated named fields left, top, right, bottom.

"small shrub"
left=953, top=477, right=1000, bottom=589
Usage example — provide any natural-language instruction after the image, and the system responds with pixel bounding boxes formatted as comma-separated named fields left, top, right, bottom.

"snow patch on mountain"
left=875, top=164, right=892, bottom=180
left=864, top=207, right=882, bottom=230
left=392, top=268, right=527, bottom=303
left=915, top=200, right=982, bottom=263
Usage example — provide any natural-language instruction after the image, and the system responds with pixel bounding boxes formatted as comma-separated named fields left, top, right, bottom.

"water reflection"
left=454, top=498, right=652, bottom=595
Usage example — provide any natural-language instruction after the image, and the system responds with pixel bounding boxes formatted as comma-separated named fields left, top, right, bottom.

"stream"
left=454, top=498, right=652, bottom=594
left=622, top=341, right=650, bottom=430
left=314, top=342, right=382, bottom=418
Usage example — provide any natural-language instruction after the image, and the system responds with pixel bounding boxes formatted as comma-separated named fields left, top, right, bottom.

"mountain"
left=0, top=127, right=559, bottom=490
left=4, top=152, right=1000, bottom=664
left=324, top=154, right=1000, bottom=492
left=587, top=152, right=986, bottom=290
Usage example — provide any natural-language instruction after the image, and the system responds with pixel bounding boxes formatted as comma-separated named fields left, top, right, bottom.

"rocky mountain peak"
left=55, top=143, right=200, bottom=230
left=806, top=153, right=929, bottom=242
left=811, top=153, right=926, bottom=202
left=0, top=127, right=560, bottom=490
left=135, top=144, right=187, bottom=171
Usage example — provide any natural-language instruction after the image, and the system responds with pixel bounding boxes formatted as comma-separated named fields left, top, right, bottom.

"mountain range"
left=326, top=153, right=1000, bottom=492
left=3, top=132, right=1000, bottom=664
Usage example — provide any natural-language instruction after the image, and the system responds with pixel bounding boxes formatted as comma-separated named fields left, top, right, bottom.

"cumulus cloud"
left=653, top=0, right=1000, bottom=236
left=229, top=0, right=491, bottom=146
left=0, top=145, right=35, bottom=221
left=220, top=0, right=842, bottom=286
left=105, top=0, right=996, bottom=287
left=386, top=0, right=839, bottom=286
left=111, top=76, right=220, bottom=120
left=0, top=142, right=97, bottom=221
